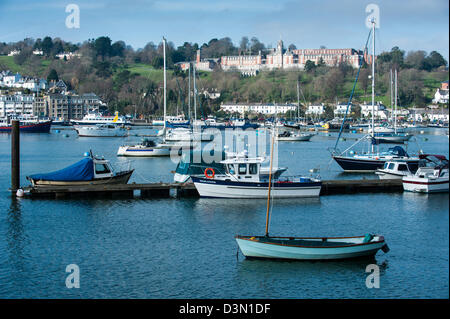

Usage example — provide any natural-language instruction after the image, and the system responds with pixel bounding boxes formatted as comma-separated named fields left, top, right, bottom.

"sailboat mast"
left=371, top=19, right=375, bottom=152
left=163, top=37, right=167, bottom=132
left=265, top=125, right=275, bottom=237
left=193, top=65, right=197, bottom=122
left=188, top=63, right=191, bottom=120
left=297, top=80, right=300, bottom=121
left=394, top=69, right=398, bottom=134
left=390, top=69, right=393, bottom=124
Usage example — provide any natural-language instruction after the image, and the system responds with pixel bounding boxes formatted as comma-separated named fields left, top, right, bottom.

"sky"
left=0, top=0, right=448, bottom=59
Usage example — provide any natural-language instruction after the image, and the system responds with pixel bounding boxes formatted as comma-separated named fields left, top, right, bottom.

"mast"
left=390, top=69, right=393, bottom=125
left=193, top=64, right=197, bottom=122
left=297, top=79, right=300, bottom=121
left=188, top=63, right=191, bottom=120
left=371, top=18, right=375, bottom=152
left=394, top=69, right=398, bottom=134
left=163, top=37, right=167, bottom=133
left=265, top=119, right=275, bottom=237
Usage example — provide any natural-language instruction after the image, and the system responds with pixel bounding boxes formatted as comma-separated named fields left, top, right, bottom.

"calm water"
left=0, top=127, right=448, bottom=298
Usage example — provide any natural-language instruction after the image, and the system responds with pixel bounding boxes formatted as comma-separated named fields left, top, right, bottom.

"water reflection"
left=6, top=198, right=28, bottom=276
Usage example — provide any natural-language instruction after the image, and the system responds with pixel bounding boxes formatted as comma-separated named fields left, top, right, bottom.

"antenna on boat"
left=370, top=18, right=376, bottom=153
left=163, top=37, right=167, bottom=136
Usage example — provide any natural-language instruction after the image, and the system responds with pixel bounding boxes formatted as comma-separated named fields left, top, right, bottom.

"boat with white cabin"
left=117, top=139, right=170, bottom=157
left=402, top=154, right=449, bottom=193
left=70, top=111, right=130, bottom=126
left=75, top=123, right=128, bottom=137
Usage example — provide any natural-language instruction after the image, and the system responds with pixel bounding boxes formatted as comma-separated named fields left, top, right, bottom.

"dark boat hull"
left=332, top=155, right=419, bottom=172
left=0, top=121, right=52, bottom=133
left=28, top=169, right=134, bottom=187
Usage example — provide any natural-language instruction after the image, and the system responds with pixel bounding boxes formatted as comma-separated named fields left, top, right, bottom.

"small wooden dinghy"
left=235, top=234, right=389, bottom=260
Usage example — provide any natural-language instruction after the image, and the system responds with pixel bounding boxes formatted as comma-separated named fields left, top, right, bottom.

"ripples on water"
left=0, top=127, right=448, bottom=298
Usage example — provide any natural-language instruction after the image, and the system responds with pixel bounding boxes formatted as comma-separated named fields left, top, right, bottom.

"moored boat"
left=375, top=160, right=419, bottom=179
left=27, top=152, right=134, bottom=187
left=117, top=139, right=170, bottom=157
left=235, top=234, right=389, bottom=260
left=402, top=154, right=449, bottom=193
left=75, top=124, right=128, bottom=137
left=0, top=116, right=52, bottom=133
left=276, top=130, right=315, bottom=141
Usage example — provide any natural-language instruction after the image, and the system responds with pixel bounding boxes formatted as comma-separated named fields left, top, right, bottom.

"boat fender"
left=16, top=188, right=24, bottom=198
left=204, top=168, right=215, bottom=179
left=381, top=244, right=390, bottom=253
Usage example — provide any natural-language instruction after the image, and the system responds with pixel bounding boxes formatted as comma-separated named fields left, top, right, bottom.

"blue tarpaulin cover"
left=29, top=158, right=94, bottom=181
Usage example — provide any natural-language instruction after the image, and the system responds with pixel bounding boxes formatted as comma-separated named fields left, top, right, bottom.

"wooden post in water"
left=11, top=120, right=20, bottom=192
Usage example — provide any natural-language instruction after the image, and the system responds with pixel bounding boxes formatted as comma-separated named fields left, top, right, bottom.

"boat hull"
left=117, top=146, right=170, bottom=157
left=29, top=170, right=134, bottom=187
left=0, top=120, right=52, bottom=133
left=373, top=134, right=412, bottom=144
left=332, top=155, right=419, bottom=172
left=277, top=134, right=314, bottom=141
left=236, top=235, right=387, bottom=260
left=192, top=177, right=322, bottom=198
left=402, top=177, right=449, bottom=193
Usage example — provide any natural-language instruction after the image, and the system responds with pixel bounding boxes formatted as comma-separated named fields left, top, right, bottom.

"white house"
left=1, top=72, right=21, bottom=87
left=220, top=102, right=297, bottom=115
left=334, top=102, right=352, bottom=116
left=305, top=104, right=325, bottom=115
left=7, top=50, right=20, bottom=56
left=360, top=102, right=388, bottom=119
left=432, top=89, right=449, bottom=104
left=55, top=52, right=82, bottom=60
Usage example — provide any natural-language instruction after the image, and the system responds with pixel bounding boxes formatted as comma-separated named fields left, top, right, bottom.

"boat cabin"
left=222, top=157, right=266, bottom=182
left=93, top=158, right=115, bottom=179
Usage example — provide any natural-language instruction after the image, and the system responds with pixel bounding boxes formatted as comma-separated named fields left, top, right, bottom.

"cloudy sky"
left=0, top=0, right=448, bottom=59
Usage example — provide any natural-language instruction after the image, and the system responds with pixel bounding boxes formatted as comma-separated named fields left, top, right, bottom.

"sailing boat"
left=373, top=69, right=412, bottom=143
left=331, top=19, right=419, bottom=172
left=235, top=125, right=389, bottom=260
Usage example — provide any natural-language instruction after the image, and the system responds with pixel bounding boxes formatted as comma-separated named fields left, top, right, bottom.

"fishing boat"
left=174, top=150, right=287, bottom=183
left=75, top=124, right=128, bottom=137
left=0, top=116, right=52, bottom=133
left=236, top=82, right=389, bottom=260
left=276, top=130, right=315, bottom=141
left=402, top=154, right=449, bottom=193
left=191, top=150, right=321, bottom=198
left=117, top=139, right=170, bottom=157
left=27, top=151, right=134, bottom=187
left=375, top=160, right=419, bottom=179
left=70, top=111, right=130, bottom=126
left=330, top=21, right=418, bottom=172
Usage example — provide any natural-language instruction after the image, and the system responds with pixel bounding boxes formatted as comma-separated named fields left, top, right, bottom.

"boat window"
left=249, top=163, right=258, bottom=175
left=95, top=163, right=110, bottom=174
left=383, top=163, right=388, bottom=169
left=228, top=164, right=235, bottom=174
left=238, top=164, right=247, bottom=175
left=398, top=164, right=408, bottom=171
left=388, top=163, right=395, bottom=170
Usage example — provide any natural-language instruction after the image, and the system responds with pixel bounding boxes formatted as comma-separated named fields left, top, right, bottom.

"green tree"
left=47, top=69, right=59, bottom=82
left=94, top=36, right=112, bottom=60
left=41, top=36, right=53, bottom=57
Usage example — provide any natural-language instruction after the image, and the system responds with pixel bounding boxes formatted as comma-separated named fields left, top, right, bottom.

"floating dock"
left=22, top=179, right=403, bottom=199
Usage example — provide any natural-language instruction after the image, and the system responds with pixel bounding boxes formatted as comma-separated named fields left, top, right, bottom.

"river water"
left=0, top=127, right=448, bottom=298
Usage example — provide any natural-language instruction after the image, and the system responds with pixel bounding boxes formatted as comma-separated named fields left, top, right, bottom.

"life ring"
left=204, top=168, right=215, bottom=179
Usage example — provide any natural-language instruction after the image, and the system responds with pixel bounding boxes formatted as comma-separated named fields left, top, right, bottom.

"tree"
left=423, top=51, right=447, bottom=71
left=47, top=69, right=59, bottom=82
left=359, top=68, right=371, bottom=96
left=239, top=36, right=249, bottom=54
left=41, top=36, right=53, bottom=57
left=305, top=60, right=316, bottom=73
left=94, top=36, right=112, bottom=60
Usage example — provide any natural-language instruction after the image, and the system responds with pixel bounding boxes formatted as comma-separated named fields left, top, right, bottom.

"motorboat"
left=27, top=151, right=134, bottom=187
left=117, top=139, right=170, bottom=157
left=75, top=124, right=128, bottom=137
left=173, top=150, right=287, bottom=183
left=191, top=153, right=321, bottom=198
left=70, top=111, right=130, bottom=126
left=164, top=127, right=213, bottom=142
left=235, top=234, right=389, bottom=260
left=373, top=132, right=412, bottom=144
left=276, top=130, right=315, bottom=141
left=402, top=154, right=449, bottom=193
left=375, top=160, right=419, bottom=179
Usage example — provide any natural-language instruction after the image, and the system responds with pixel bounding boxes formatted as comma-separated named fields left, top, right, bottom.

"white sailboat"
left=236, top=121, right=389, bottom=260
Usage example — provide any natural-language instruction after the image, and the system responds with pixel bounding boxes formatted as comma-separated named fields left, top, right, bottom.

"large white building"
left=0, top=92, right=34, bottom=117
left=334, top=103, right=353, bottom=116
left=360, top=102, right=389, bottom=119
left=220, top=102, right=297, bottom=115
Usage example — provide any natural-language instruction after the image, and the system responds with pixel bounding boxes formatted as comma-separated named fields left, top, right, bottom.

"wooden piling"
left=11, top=120, right=20, bottom=192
